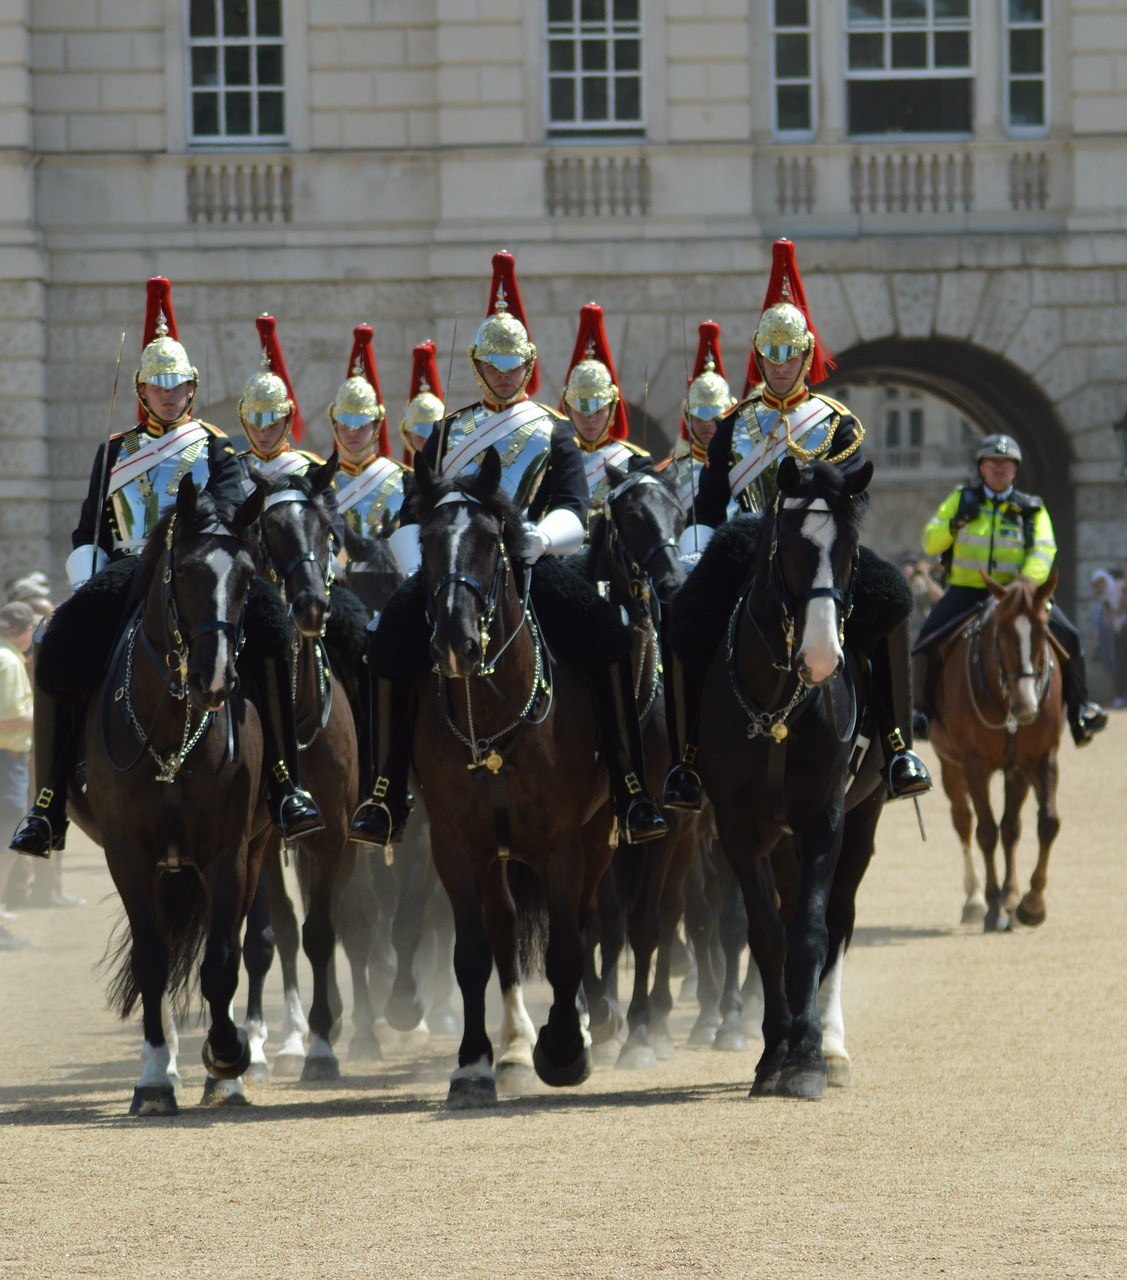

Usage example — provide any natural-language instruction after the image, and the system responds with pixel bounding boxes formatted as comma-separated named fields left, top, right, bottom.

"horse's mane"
left=135, top=490, right=253, bottom=598
left=412, top=468, right=529, bottom=565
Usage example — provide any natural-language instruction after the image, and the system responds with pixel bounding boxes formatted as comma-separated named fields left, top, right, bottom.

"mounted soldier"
left=914, top=433, right=1107, bottom=747
left=348, top=250, right=667, bottom=850
left=659, top=321, right=738, bottom=527
left=237, top=313, right=323, bottom=482
left=560, top=302, right=649, bottom=522
left=663, top=239, right=932, bottom=811
left=399, top=339, right=446, bottom=466
left=10, top=279, right=322, bottom=858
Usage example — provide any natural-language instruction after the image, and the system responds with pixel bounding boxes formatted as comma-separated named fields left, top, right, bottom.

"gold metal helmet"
left=754, top=301, right=815, bottom=366
left=330, top=360, right=386, bottom=431
left=135, top=312, right=197, bottom=390
left=400, top=386, right=445, bottom=449
left=238, top=352, right=293, bottom=429
left=564, top=356, right=619, bottom=417
left=683, top=359, right=736, bottom=423
left=469, top=286, right=537, bottom=373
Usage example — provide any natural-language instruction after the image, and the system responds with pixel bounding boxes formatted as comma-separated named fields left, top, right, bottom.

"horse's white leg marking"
left=787, top=507, right=841, bottom=684
left=451, top=1054, right=495, bottom=1085
left=1012, top=615, right=1037, bottom=719
left=962, top=840, right=987, bottom=917
left=496, top=983, right=537, bottom=1069
left=138, top=1039, right=180, bottom=1092
left=245, top=1014, right=268, bottom=1067
left=159, top=994, right=182, bottom=1089
left=274, top=985, right=309, bottom=1068
left=818, top=941, right=848, bottom=1062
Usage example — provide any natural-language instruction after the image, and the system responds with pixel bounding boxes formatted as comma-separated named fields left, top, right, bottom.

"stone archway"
left=822, top=336, right=1077, bottom=612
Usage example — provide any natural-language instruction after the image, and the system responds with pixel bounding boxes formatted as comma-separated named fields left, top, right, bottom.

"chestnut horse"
left=930, top=571, right=1064, bottom=931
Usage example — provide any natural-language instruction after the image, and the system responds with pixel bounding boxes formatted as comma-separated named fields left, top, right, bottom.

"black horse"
left=694, top=457, right=888, bottom=1100
left=407, top=448, right=617, bottom=1105
left=68, top=478, right=268, bottom=1115
left=583, top=463, right=706, bottom=1068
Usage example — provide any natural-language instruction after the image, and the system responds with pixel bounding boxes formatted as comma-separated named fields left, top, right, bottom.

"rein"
left=963, top=602, right=1054, bottom=734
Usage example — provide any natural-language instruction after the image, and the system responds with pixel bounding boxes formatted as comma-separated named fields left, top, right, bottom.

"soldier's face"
left=690, top=415, right=717, bottom=446
left=570, top=405, right=612, bottom=443
left=336, top=420, right=377, bottom=458
left=142, top=380, right=193, bottom=421
left=243, top=415, right=290, bottom=456
left=759, top=352, right=805, bottom=396
left=477, top=359, right=530, bottom=402
left=979, top=458, right=1018, bottom=491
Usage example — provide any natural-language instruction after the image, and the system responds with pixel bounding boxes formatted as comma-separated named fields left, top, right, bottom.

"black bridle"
left=602, top=472, right=682, bottom=624
left=260, top=488, right=337, bottom=612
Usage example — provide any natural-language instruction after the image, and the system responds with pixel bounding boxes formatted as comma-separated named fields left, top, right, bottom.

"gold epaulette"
left=540, top=403, right=569, bottom=422
left=196, top=419, right=230, bottom=439
left=620, top=439, right=651, bottom=458
left=813, top=393, right=852, bottom=416
left=654, top=457, right=673, bottom=472
left=298, top=449, right=326, bottom=466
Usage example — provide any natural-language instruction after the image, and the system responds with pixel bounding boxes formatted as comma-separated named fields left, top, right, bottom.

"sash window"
left=188, top=0, right=286, bottom=143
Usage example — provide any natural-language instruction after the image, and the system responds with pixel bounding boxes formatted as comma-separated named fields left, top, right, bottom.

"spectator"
left=900, top=553, right=945, bottom=637
left=0, top=602, right=35, bottom=949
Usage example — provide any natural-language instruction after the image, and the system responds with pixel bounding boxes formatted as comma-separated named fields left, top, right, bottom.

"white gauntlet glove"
left=677, top=524, right=714, bottom=557
left=388, top=524, right=422, bottom=576
left=519, top=508, right=585, bottom=565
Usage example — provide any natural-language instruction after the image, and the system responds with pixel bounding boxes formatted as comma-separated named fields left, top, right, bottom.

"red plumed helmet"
left=345, top=324, right=391, bottom=458
left=680, top=320, right=732, bottom=441
left=480, top=250, right=540, bottom=397
left=141, top=276, right=178, bottom=346
left=750, top=238, right=835, bottom=389
left=254, top=314, right=304, bottom=442
left=401, top=340, right=445, bottom=465
left=561, top=302, right=629, bottom=440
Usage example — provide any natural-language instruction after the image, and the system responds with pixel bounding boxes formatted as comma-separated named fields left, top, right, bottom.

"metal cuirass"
left=583, top=439, right=635, bottom=519
left=667, top=450, right=741, bottom=522
left=336, top=457, right=408, bottom=540
left=729, top=395, right=839, bottom=511
left=442, top=403, right=555, bottom=514
left=109, top=425, right=212, bottom=552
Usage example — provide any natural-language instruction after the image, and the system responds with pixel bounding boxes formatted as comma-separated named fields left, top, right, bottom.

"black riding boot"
left=592, top=662, right=668, bottom=846
left=349, top=675, right=414, bottom=848
left=9, top=686, right=74, bottom=858
left=257, top=656, right=324, bottom=839
left=872, top=622, right=932, bottom=800
left=1058, top=649, right=1108, bottom=747
left=911, top=648, right=937, bottom=742
left=662, top=651, right=703, bottom=812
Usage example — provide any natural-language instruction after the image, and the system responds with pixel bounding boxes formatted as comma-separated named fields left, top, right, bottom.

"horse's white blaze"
left=497, top=983, right=537, bottom=1069
left=790, top=507, right=841, bottom=685
left=138, top=1039, right=179, bottom=1091
left=818, top=941, right=848, bottom=1061
left=200, top=548, right=235, bottom=694
left=451, top=1054, right=494, bottom=1084
left=1012, top=615, right=1037, bottom=719
left=443, top=505, right=473, bottom=669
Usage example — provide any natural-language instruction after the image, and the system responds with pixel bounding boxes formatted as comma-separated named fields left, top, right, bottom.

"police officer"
left=349, top=252, right=667, bottom=849
left=10, top=280, right=321, bottom=857
left=664, top=240, right=931, bottom=809
left=914, top=433, right=1107, bottom=746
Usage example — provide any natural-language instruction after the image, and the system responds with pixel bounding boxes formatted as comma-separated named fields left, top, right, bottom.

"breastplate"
left=728, top=408, right=770, bottom=515
left=336, top=459, right=408, bottom=541
left=584, top=440, right=634, bottom=518
left=443, top=403, right=555, bottom=514
left=109, top=428, right=212, bottom=552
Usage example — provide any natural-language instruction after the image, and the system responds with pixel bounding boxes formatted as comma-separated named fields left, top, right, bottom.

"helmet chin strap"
left=471, top=358, right=534, bottom=409
left=755, top=345, right=814, bottom=401
left=138, top=383, right=197, bottom=430
left=332, top=420, right=377, bottom=466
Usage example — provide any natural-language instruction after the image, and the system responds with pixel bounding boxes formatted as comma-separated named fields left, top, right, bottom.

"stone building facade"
left=3, top=1, right=1126, bottom=623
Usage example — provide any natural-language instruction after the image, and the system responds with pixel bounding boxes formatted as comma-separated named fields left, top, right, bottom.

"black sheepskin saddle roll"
left=37, top=561, right=292, bottom=700
left=323, top=582, right=368, bottom=674
left=670, top=515, right=912, bottom=673
left=370, top=556, right=632, bottom=684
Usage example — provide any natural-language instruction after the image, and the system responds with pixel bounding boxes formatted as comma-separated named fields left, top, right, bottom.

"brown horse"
left=931, top=571, right=1065, bottom=931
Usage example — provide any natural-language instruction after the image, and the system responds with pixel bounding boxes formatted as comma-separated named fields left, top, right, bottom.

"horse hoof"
left=651, top=1030, right=676, bottom=1061
left=687, top=1015, right=720, bottom=1047
left=385, top=993, right=425, bottom=1033
left=713, top=1026, right=750, bottom=1054
left=348, top=1032, right=384, bottom=1062
left=243, top=1062, right=269, bottom=1086
left=961, top=899, right=987, bottom=925
left=201, top=1029, right=251, bottom=1082
left=496, top=1063, right=539, bottom=1097
left=616, top=1041, right=659, bottom=1071
left=825, top=1053, right=853, bottom=1088
left=446, top=1075, right=498, bottom=1110
left=1015, top=898, right=1046, bottom=928
left=776, top=1064, right=828, bottom=1100
left=300, top=1055, right=342, bottom=1083
left=533, top=1036, right=593, bottom=1088
left=129, top=1085, right=178, bottom=1117
left=749, top=1072, right=780, bottom=1097
left=201, top=1076, right=249, bottom=1107
left=273, top=1050, right=305, bottom=1077
left=983, top=905, right=1009, bottom=933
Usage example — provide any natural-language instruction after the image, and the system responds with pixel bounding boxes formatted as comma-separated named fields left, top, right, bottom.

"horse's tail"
left=504, top=861, right=549, bottom=977
left=103, top=870, right=209, bottom=1024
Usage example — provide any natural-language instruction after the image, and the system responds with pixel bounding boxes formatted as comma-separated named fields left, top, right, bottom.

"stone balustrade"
left=186, top=161, right=293, bottom=224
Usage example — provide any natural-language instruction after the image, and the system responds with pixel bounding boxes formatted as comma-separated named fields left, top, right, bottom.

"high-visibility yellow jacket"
left=922, top=484, right=1056, bottom=587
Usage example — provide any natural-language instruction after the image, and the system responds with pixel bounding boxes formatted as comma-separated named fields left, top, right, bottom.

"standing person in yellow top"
left=0, top=603, right=35, bottom=948
left=913, top=433, right=1107, bottom=746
